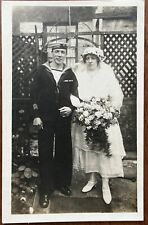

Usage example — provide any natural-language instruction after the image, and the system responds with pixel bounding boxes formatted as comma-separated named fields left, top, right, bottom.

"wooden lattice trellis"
left=103, top=33, right=137, bottom=98
left=12, top=32, right=137, bottom=152
left=12, top=33, right=137, bottom=99
left=12, top=35, right=37, bottom=98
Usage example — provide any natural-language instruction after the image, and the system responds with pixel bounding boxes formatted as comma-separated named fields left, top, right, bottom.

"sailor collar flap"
left=42, top=62, right=70, bottom=73
left=42, top=63, right=72, bottom=84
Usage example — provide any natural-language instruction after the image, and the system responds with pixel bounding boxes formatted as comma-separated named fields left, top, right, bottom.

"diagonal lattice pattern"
left=103, top=33, right=137, bottom=97
left=12, top=35, right=37, bottom=98
left=12, top=33, right=137, bottom=98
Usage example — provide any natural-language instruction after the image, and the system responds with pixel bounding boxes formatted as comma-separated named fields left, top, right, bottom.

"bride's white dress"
left=72, top=62, right=126, bottom=178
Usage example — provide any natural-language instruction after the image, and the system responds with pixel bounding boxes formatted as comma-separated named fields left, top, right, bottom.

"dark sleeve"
left=71, top=71, right=79, bottom=98
left=30, top=67, right=42, bottom=118
left=69, top=70, right=79, bottom=110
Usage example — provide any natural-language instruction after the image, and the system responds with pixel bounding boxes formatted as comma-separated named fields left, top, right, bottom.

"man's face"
left=51, top=48, right=67, bottom=65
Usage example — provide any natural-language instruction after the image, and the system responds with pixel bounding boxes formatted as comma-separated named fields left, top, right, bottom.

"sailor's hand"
left=33, top=117, right=43, bottom=129
left=59, top=107, right=72, bottom=117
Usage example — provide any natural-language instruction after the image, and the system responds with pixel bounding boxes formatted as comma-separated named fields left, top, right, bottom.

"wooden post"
left=43, top=23, right=47, bottom=47
left=75, top=23, right=78, bottom=62
left=96, top=19, right=102, bottom=48
left=35, top=25, right=39, bottom=67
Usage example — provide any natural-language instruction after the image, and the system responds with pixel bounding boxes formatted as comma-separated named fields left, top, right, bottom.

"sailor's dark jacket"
left=31, top=64, right=79, bottom=122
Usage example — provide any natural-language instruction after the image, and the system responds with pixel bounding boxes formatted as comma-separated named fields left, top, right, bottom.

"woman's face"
left=85, top=54, right=98, bottom=70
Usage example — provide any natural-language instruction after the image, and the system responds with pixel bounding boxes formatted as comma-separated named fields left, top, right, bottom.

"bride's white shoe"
left=82, top=181, right=97, bottom=193
left=102, top=186, right=112, bottom=204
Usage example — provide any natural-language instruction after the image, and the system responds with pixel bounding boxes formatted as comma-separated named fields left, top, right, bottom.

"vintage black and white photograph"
left=2, top=0, right=144, bottom=223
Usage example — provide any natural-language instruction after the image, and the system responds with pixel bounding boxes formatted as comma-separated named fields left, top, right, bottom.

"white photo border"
left=2, top=0, right=144, bottom=223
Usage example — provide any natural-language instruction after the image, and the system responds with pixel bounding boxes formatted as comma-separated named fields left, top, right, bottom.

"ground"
left=11, top=153, right=137, bottom=214
left=32, top=158, right=137, bottom=214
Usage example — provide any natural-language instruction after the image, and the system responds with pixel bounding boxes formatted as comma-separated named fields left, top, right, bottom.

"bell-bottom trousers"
left=38, top=117, right=72, bottom=194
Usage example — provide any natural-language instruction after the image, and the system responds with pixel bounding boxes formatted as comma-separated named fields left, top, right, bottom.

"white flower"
left=83, top=110, right=89, bottom=117
left=79, top=115, right=84, bottom=121
left=85, top=104, right=92, bottom=110
left=94, top=120, right=101, bottom=126
left=95, top=105, right=102, bottom=110
left=84, top=118, right=90, bottom=125
left=103, top=112, right=113, bottom=119
left=92, top=125, right=98, bottom=130
left=100, top=108, right=106, bottom=114
left=109, top=107, right=115, bottom=113
left=108, top=112, right=113, bottom=119
left=91, top=97, right=96, bottom=102
left=76, top=108, right=83, bottom=113
left=86, top=126, right=92, bottom=130
left=95, top=111, right=102, bottom=118
left=91, top=104, right=97, bottom=110
left=88, top=115, right=95, bottom=120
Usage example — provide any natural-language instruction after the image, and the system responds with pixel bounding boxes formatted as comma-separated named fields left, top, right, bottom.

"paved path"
left=33, top=159, right=137, bottom=214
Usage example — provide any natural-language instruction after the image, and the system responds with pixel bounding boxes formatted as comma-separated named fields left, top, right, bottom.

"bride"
left=71, top=47, right=125, bottom=204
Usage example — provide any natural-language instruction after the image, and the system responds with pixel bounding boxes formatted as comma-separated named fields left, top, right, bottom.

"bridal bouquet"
left=74, top=96, right=120, bottom=156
